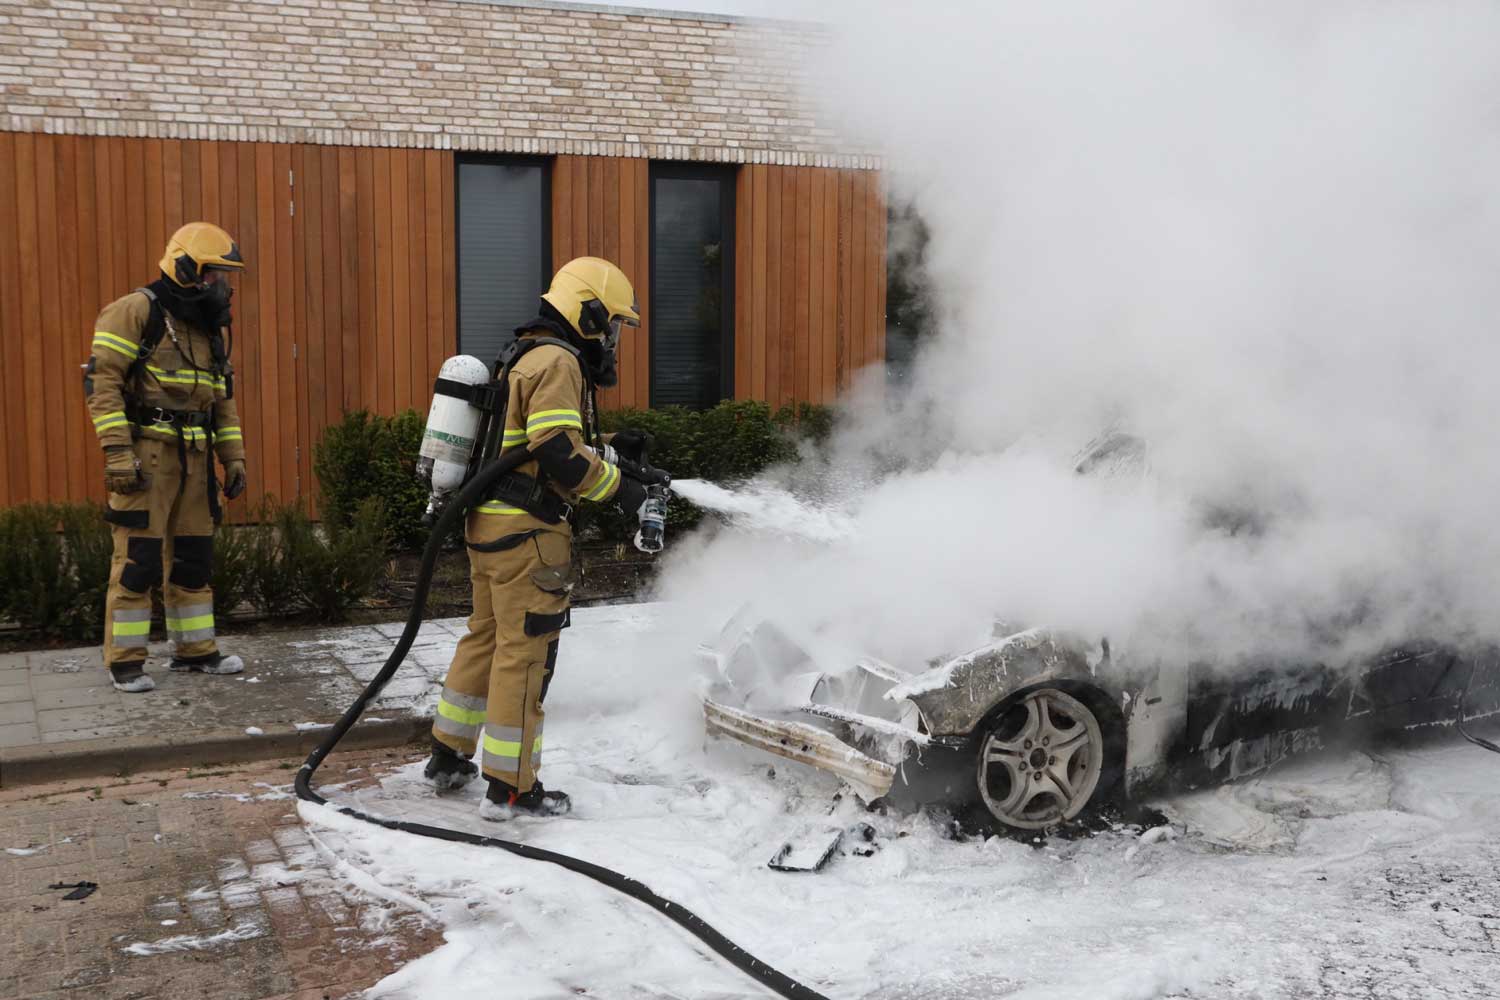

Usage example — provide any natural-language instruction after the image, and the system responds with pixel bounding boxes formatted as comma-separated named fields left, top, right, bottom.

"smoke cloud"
left=652, top=1, right=1500, bottom=676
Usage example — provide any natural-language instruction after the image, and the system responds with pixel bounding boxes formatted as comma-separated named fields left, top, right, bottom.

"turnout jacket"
left=478, top=328, right=624, bottom=519
left=85, top=291, right=245, bottom=463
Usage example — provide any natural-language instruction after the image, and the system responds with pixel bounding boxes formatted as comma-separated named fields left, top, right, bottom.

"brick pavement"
left=0, top=619, right=468, bottom=787
left=0, top=748, right=441, bottom=1000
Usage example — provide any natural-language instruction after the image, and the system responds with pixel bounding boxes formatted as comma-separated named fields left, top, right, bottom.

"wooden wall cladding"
left=0, top=134, right=884, bottom=510
left=0, top=132, right=454, bottom=514
left=735, top=163, right=886, bottom=408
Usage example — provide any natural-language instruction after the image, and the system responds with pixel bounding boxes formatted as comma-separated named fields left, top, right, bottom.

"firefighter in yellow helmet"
left=85, top=222, right=249, bottom=693
left=424, top=257, right=666, bottom=819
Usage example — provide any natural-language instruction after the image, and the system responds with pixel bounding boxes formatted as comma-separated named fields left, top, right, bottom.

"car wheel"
left=976, top=687, right=1108, bottom=831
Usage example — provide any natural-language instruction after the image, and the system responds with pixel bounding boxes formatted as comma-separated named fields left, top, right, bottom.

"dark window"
left=886, top=200, right=933, bottom=387
left=650, top=164, right=735, bottom=408
left=457, top=157, right=549, bottom=366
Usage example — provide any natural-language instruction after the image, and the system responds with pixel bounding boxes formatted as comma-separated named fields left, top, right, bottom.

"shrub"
left=285, top=496, right=391, bottom=622
left=314, top=409, right=430, bottom=551
left=0, top=502, right=112, bottom=639
left=212, top=522, right=254, bottom=619
left=578, top=400, right=833, bottom=546
left=244, top=497, right=300, bottom=618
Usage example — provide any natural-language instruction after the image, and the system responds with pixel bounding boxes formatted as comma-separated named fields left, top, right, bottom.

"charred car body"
left=700, top=609, right=1500, bottom=832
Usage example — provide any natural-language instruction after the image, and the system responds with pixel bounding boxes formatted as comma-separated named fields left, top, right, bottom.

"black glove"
left=222, top=459, right=247, bottom=500
left=610, top=428, right=654, bottom=464
left=615, top=475, right=648, bottom=517
left=617, top=455, right=671, bottom=488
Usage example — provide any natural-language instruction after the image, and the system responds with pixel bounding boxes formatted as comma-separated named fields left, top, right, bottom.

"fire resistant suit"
left=86, top=222, right=248, bottom=693
left=428, top=257, right=652, bottom=818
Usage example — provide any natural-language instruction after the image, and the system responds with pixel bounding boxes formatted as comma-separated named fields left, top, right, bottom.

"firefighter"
left=424, top=257, right=662, bottom=819
left=86, top=222, right=249, bottom=693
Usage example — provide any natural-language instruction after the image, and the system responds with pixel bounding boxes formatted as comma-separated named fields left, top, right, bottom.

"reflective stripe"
left=144, top=422, right=209, bottom=442
left=93, top=331, right=139, bottom=359
left=93, top=410, right=130, bottom=433
left=526, top=409, right=583, bottom=435
left=482, top=725, right=523, bottom=769
left=434, top=713, right=479, bottom=741
left=437, top=697, right=486, bottom=728
left=145, top=364, right=226, bottom=389
left=580, top=462, right=619, bottom=502
left=215, top=426, right=243, bottom=442
left=167, top=602, right=215, bottom=645
left=501, top=428, right=529, bottom=446
left=114, top=608, right=152, bottom=622
left=112, top=619, right=151, bottom=637
left=475, top=501, right=529, bottom=515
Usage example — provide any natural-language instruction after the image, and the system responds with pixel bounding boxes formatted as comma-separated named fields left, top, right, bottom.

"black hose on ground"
left=294, top=450, right=830, bottom=1000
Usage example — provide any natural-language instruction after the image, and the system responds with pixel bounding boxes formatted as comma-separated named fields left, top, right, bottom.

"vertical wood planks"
left=1, top=131, right=883, bottom=509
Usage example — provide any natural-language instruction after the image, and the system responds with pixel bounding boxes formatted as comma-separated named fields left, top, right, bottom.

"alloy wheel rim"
left=977, top=688, right=1104, bottom=830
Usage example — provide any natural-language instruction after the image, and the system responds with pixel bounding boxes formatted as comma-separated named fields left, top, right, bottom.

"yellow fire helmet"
left=541, top=257, right=640, bottom=341
left=159, top=222, right=246, bottom=287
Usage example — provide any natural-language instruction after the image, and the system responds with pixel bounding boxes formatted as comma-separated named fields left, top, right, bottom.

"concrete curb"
left=0, top=715, right=432, bottom=788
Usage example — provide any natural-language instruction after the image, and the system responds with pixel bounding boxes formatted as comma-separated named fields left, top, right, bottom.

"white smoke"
left=654, top=0, right=1500, bottom=673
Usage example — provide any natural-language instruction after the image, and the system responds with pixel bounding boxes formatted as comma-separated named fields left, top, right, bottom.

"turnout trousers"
left=431, top=512, right=572, bottom=792
left=102, top=436, right=221, bottom=670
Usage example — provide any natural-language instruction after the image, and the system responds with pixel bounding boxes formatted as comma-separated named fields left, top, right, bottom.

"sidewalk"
left=0, top=618, right=468, bottom=787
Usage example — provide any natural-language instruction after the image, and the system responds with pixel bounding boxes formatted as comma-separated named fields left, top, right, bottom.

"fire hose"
left=294, top=447, right=830, bottom=1000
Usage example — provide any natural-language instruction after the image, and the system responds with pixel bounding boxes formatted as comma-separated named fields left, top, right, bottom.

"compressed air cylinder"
left=418, top=354, right=491, bottom=496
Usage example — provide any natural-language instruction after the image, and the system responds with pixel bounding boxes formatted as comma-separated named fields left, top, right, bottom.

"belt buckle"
left=152, top=407, right=174, bottom=424
left=559, top=502, right=574, bottom=521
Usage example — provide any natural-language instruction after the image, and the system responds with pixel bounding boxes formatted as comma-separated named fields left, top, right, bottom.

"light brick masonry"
left=0, top=0, right=880, bottom=167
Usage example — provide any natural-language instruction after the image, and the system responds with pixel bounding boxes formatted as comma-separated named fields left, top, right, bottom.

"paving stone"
left=34, top=686, right=121, bottom=711
left=0, top=702, right=37, bottom=726
left=0, top=683, right=32, bottom=705
left=30, top=670, right=111, bottom=693
left=37, top=707, right=129, bottom=735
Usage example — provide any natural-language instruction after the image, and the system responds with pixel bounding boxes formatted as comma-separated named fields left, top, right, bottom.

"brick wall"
left=0, top=0, right=877, bottom=167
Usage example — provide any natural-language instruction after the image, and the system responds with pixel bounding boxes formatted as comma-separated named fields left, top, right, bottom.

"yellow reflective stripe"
left=501, top=428, right=529, bottom=445
left=92, top=337, right=138, bottom=360
left=93, top=331, right=139, bottom=357
left=164, top=612, right=214, bottom=632
left=215, top=427, right=243, bottom=442
left=112, top=620, right=151, bottom=637
left=526, top=409, right=582, bottom=434
left=144, top=423, right=209, bottom=440
left=475, top=501, right=529, bottom=515
left=437, top=698, right=486, bottom=727
left=581, top=462, right=619, bottom=501
left=481, top=732, right=543, bottom=758
left=92, top=410, right=127, bottom=426
left=145, top=366, right=226, bottom=389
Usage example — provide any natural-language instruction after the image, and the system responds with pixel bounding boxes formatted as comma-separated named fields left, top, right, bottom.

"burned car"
left=700, top=609, right=1500, bottom=832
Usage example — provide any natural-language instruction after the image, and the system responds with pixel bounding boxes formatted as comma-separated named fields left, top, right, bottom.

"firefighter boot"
left=109, top=662, right=156, bottom=694
left=424, top=739, right=479, bottom=791
left=169, top=651, right=245, bottom=675
left=479, top=776, right=572, bottom=820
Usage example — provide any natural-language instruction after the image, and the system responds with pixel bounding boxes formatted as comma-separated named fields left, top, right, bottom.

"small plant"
left=0, top=502, right=112, bottom=639
left=314, top=409, right=429, bottom=551
left=286, top=496, right=391, bottom=622
left=244, top=497, right=300, bottom=618
left=212, top=521, right=254, bottom=619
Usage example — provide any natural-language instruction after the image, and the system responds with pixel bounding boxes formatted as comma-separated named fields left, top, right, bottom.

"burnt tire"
left=974, top=686, right=1122, bottom=832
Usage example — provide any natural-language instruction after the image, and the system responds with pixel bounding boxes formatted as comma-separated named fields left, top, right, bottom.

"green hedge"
left=310, top=399, right=831, bottom=552
left=240, top=496, right=392, bottom=623
left=314, top=409, right=429, bottom=551
left=0, top=503, right=112, bottom=640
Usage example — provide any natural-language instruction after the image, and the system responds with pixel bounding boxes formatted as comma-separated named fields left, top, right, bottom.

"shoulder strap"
left=130, top=286, right=166, bottom=375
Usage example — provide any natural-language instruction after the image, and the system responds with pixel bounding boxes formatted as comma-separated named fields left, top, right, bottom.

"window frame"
left=647, top=161, right=737, bottom=409
left=454, top=153, right=553, bottom=361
